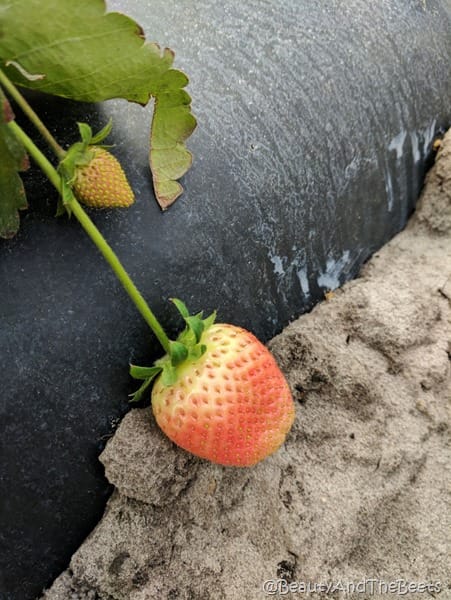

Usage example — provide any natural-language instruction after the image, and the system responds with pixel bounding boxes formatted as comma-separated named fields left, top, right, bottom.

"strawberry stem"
left=7, top=119, right=171, bottom=355
left=0, top=68, right=66, bottom=160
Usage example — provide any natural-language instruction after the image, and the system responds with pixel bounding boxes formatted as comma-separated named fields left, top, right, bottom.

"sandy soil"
left=42, top=131, right=451, bottom=600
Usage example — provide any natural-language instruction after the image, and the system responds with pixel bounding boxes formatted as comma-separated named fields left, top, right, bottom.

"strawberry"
left=131, top=301, right=295, bottom=467
left=58, top=120, right=134, bottom=210
left=73, top=146, right=134, bottom=209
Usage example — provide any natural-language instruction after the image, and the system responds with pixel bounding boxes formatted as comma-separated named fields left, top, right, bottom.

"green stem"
left=0, top=68, right=65, bottom=160
left=8, top=121, right=61, bottom=188
left=8, top=120, right=171, bottom=355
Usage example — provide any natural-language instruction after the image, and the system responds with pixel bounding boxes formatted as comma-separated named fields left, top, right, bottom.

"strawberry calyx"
left=58, top=119, right=113, bottom=180
left=129, top=298, right=216, bottom=402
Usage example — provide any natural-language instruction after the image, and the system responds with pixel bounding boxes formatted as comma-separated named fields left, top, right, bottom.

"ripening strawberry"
left=73, top=146, right=134, bottom=209
left=151, top=323, right=295, bottom=467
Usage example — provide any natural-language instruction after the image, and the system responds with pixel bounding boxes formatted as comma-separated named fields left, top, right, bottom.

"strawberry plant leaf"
left=0, top=0, right=196, bottom=207
left=0, top=89, right=29, bottom=238
left=0, top=1, right=180, bottom=104
left=150, top=86, right=196, bottom=209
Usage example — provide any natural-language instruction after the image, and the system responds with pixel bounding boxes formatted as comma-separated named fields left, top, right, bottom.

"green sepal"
left=188, top=343, right=207, bottom=361
left=169, top=340, right=189, bottom=366
left=54, top=175, right=73, bottom=216
left=161, top=363, right=177, bottom=386
left=57, top=120, right=113, bottom=187
left=55, top=198, right=66, bottom=217
left=202, top=310, right=217, bottom=330
left=57, top=140, right=90, bottom=185
left=171, top=298, right=216, bottom=347
left=128, top=365, right=162, bottom=403
left=177, top=326, right=195, bottom=347
left=60, top=176, right=73, bottom=204
left=129, top=364, right=162, bottom=380
left=130, top=299, right=217, bottom=396
left=129, top=377, right=154, bottom=403
left=171, top=297, right=189, bottom=318
left=77, top=122, right=93, bottom=145
left=91, top=119, right=113, bottom=145
left=185, top=315, right=204, bottom=343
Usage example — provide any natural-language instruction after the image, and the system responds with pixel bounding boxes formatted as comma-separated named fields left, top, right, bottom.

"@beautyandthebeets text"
left=262, top=579, right=442, bottom=596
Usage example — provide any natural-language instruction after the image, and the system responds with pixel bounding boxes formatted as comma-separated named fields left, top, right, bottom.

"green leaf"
left=0, top=89, right=28, bottom=238
left=0, top=1, right=169, bottom=103
left=0, top=0, right=196, bottom=208
left=150, top=88, right=196, bottom=209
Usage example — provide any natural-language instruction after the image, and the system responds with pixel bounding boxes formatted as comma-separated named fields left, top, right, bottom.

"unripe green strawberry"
left=151, top=323, right=295, bottom=467
left=73, top=146, right=134, bottom=209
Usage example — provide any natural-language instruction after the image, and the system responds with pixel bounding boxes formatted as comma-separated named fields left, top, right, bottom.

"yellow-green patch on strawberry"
left=72, top=146, right=134, bottom=209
